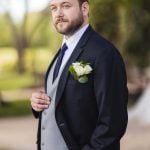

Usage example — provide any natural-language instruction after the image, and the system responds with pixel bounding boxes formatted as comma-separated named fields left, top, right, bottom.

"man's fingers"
left=33, top=107, right=43, bottom=112
left=30, top=91, right=51, bottom=112
left=32, top=92, right=50, bottom=101
left=31, top=97, right=50, bottom=105
left=30, top=92, right=50, bottom=104
left=33, top=103, right=49, bottom=109
left=31, top=102, right=49, bottom=112
left=33, top=92, right=50, bottom=101
left=39, top=99, right=50, bottom=105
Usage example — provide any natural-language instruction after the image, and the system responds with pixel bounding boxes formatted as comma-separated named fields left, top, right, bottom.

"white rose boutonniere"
left=69, top=61, right=93, bottom=83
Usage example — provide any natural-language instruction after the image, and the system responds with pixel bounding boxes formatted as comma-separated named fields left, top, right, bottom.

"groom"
left=30, top=0, right=128, bottom=149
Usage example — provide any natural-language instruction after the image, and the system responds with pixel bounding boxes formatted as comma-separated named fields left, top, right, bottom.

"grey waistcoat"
left=41, top=60, right=68, bottom=150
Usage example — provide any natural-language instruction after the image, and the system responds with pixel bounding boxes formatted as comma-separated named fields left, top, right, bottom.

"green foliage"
left=0, top=47, right=55, bottom=90
left=125, top=0, right=150, bottom=68
left=69, top=65, right=78, bottom=80
left=0, top=0, right=149, bottom=72
left=0, top=15, right=12, bottom=47
left=0, top=47, right=54, bottom=73
left=0, top=73, right=38, bottom=91
left=90, top=0, right=150, bottom=69
left=0, top=100, right=32, bottom=118
left=26, top=12, right=52, bottom=47
left=90, top=0, right=120, bottom=43
left=24, top=47, right=54, bottom=74
left=0, top=48, right=17, bottom=73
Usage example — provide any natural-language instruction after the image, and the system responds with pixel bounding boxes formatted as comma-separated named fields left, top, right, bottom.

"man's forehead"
left=49, top=0, right=75, bottom=4
left=49, top=0, right=71, bottom=2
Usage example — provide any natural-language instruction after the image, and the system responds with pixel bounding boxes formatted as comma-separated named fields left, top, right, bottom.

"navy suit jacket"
left=33, top=25, right=128, bottom=150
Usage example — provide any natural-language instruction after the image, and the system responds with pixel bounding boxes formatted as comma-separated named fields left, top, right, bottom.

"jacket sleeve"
left=82, top=46, right=128, bottom=150
left=32, top=108, right=40, bottom=118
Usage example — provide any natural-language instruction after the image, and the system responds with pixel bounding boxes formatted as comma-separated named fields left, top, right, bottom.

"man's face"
left=49, top=0, right=88, bottom=36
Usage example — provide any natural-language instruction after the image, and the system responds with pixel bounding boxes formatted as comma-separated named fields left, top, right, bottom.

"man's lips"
left=56, top=18, right=68, bottom=24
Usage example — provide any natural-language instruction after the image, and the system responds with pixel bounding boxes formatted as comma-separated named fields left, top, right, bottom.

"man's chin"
left=56, top=26, right=68, bottom=35
left=56, top=24, right=77, bottom=36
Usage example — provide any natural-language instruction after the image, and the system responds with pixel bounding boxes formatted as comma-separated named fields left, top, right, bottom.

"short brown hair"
left=78, top=0, right=89, bottom=5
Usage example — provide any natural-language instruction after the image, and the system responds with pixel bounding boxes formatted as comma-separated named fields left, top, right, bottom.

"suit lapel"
left=44, top=50, right=60, bottom=93
left=55, top=25, right=93, bottom=108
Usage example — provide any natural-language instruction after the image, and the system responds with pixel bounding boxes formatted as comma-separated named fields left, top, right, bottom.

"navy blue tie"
left=53, top=43, right=68, bottom=82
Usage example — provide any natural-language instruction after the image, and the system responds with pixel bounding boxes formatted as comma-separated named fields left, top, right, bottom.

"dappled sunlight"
left=0, top=48, right=17, bottom=73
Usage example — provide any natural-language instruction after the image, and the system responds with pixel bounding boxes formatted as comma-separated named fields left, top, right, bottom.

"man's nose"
left=55, top=8, right=64, bottom=17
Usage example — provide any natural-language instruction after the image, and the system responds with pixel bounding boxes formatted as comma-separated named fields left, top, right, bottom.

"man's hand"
left=30, top=91, right=50, bottom=112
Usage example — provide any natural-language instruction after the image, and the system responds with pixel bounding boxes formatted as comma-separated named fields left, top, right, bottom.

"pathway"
left=0, top=116, right=38, bottom=150
left=0, top=116, right=150, bottom=150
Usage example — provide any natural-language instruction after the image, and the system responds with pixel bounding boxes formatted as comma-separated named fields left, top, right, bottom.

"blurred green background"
left=1, top=0, right=149, bottom=112
left=0, top=0, right=150, bottom=150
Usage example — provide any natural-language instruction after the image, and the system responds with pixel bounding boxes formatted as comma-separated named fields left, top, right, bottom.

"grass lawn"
left=0, top=100, right=32, bottom=118
left=0, top=47, right=55, bottom=90
left=0, top=73, right=39, bottom=91
left=0, top=47, right=54, bottom=74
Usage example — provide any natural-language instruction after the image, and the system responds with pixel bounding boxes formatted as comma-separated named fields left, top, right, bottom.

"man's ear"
left=81, top=2, right=89, bottom=16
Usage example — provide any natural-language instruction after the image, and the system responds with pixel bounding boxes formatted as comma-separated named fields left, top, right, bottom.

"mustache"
left=55, top=18, right=68, bottom=24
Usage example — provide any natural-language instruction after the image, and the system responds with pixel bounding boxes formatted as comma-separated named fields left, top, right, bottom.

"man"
left=30, top=0, right=128, bottom=149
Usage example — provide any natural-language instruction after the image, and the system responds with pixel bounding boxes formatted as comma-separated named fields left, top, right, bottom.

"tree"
left=90, top=0, right=150, bottom=80
left=125, top=0, right=150, bottom=69
left=1, top=0, right=49, bottom=73
left=90, top=0, right=125, bottom=47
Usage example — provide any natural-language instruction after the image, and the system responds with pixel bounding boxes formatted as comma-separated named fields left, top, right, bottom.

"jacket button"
left=41, top=142, right=44, bottom=146
left=42, top=126, right=45, bottom=130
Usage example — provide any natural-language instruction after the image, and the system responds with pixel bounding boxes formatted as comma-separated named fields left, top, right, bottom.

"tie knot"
left=61, top=43, right=68, bottom=53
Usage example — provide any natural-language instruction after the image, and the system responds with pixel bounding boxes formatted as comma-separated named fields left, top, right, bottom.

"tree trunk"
left=0, top=91, right=4, bottom=107
left=15, top=35, right=27, bottom=74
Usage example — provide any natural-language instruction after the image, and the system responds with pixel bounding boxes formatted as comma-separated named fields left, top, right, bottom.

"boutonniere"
left=69, top=61, right=93, bottom=83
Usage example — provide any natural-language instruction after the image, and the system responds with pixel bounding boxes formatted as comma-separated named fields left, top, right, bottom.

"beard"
left=54, top=12, right=84, bottom=36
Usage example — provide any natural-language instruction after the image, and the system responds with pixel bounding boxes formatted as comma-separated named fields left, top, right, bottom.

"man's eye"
left=63, top=5, right=70, bottom=9
left=50, top=7, right=57, bottom=12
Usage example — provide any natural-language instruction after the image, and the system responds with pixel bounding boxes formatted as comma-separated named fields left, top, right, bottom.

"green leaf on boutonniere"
left=78, top=76, right=88, bottom=83
left=69, top=65, right=78, bottom=80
